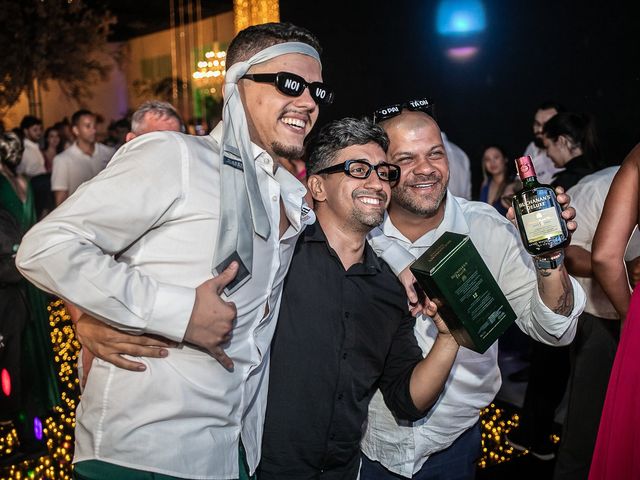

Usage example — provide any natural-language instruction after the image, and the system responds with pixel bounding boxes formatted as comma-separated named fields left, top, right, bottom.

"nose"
left=363, top=168, right=384, bottom=191
left=413, top=156, right=438, bottom=176
left=293, top=85, right=317, bottom=112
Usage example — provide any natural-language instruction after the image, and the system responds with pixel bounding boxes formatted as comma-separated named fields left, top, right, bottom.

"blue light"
left=436, top=0, right=486, bottom=35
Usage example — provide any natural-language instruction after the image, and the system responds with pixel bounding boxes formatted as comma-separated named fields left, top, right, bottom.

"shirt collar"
left=211, top=122, right=309, bottom=232
left=303, top=221, right=382, bottom=274
left=382, top=191, right=470, bottom=248
left=24, top=138, right=39, bottom=149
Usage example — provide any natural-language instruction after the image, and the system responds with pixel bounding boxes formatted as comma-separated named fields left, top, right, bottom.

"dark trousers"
left=553, top=312, right=619, bottom=480
left=517, top=341, right=570, bottom=449
left=360, top=422, right=481, bottom=480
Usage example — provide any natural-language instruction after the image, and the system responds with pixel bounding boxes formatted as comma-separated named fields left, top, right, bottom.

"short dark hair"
left=71, top=109, right=95, bottom=127
left=20, top=115, right=42, bottom=130
left=306, top=118, right=389, bottom=175
left=227, top=22, right=322, bottom=67
left=536, top=101, right=566, bottom=114
left=543, top=112, right=601, bottom=167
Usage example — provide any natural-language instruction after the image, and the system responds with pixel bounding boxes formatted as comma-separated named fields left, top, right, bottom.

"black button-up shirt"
left=259, top=222, right=425, bottom=480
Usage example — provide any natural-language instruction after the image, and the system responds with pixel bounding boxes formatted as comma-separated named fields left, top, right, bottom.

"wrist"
left=534, top=250, right=564, bottom=270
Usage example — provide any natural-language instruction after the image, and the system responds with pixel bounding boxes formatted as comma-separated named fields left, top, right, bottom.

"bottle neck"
left=521, top=175, right=539, bottom=189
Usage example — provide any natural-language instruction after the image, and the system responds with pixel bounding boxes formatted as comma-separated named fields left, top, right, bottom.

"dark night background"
left=276, top=0, right=640, bottom=194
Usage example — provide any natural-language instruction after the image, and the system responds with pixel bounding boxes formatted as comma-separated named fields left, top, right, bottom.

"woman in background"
left=479, top=145, right=511, bottom=215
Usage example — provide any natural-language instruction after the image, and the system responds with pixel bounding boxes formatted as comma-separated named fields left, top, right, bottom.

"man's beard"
left=271, top=141, right=305, bottom=162
left=391, top=174, right=448, bottom=217
left=533, top=135, right=545, bottom=149
left=349, top=189, right=388, bottom=233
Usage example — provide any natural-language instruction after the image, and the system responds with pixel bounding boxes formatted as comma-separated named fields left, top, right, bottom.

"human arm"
left=53, top=190, right=68, bottom=206
left=565, top=245, right=592, bottom=277
left=16, top=132, right=238, bottom=366
left=507, top=187, right=577, bottom=316
left=592, top=146, right=640, bottom=320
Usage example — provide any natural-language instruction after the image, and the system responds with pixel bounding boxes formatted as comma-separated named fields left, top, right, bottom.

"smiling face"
left=482, top=146, right=508, bottom=177
left=239, top=53, right=321, bottom=164
left=383, top=112, right=449, bottom=221
left=309, top=142, right=390, bottom=234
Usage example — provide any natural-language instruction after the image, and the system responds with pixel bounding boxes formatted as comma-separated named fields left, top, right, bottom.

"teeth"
left=413, top=183, right=435, bottom=188
left=282, top=117, right=306, bottom=129
left=359, top=197, right=381, bottom=205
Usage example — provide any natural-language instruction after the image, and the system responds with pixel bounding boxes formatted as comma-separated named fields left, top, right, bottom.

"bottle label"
left=521, top=206, right=564, bottom=242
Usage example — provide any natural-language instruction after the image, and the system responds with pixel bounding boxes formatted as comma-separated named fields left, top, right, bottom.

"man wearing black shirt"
left=258, top=118, right=459, bottom=479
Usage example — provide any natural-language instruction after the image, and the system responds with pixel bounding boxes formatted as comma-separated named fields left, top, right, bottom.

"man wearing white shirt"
left=17, top=22, right=328, bottom=480
left=50, top=109, right=115, bottom=206
left=441, top=131, right=470, bottom=200
left=17, top=115, right=47, bottom=178
left=360, top=107, right=584, bottom=479
left=523, top=101, right=565, bottom=185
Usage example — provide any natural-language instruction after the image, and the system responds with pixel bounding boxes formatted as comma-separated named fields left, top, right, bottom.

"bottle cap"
left=515, top=155, right=536, bottom=180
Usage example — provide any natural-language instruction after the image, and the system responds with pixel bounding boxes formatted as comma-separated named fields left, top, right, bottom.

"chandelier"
left=192, top=50, right=227, bottom=81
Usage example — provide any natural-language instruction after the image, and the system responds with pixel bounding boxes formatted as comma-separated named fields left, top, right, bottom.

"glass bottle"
left=512, top=155, right=569, bottom=255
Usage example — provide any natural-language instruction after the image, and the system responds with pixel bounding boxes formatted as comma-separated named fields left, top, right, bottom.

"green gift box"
left=410, top=231, right=517, bottom=353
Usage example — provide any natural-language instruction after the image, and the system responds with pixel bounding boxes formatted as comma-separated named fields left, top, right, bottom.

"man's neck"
left=316, top=211, right=367, bottom=271
left=387, top=201, right=446, bottom=243
left=77, top=140, right=96, bottom=156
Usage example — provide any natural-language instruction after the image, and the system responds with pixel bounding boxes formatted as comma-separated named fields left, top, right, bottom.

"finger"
left=423, top=300, right=438, bottom=318
left=211, top=347, right=234, bottom=370
left=409, top=304, right=422, bottom=317
left=211, top=262, right=240, bottom=294
left=554, top=186, right=566, bottom=195
left=505, top=206, right=515, bottom=221
left=105, top=354, right=148, bottom=372
left=405, top=282, right=418, bottom=304
left=566, top=220, right=577, bottom=232
left=561, top=207, right=576, bottom=220
left=122, top=334, right=177, bottom=348
left=108, top=342, right=171, bottom=359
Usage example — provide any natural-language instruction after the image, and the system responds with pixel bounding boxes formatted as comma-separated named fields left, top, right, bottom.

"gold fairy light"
left=233, top=0, right=280, bottom=34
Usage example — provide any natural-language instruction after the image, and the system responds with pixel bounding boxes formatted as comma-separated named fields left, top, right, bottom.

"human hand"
left=183, top=262, right=239, bottom=369
left=76, top=314, right=176, bottom=387
left=398, top=266, right=438, bottom=317
left=506, top=186, right=577, bottom=234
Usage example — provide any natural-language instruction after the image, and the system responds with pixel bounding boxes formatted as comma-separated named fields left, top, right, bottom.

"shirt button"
left=337, top=393, right=343, bottom=400
left=330, top=433, right=335, bottom=440
left=344, top=312, right=350, bottom=318
left=271, top=195, right=278, bottom=202
left=342, top=352, right=348, bottom=360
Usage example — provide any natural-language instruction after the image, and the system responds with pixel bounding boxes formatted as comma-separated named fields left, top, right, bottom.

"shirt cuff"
left=530, top=275, right=585, bottom=344
left=147, top=282, right=196, bottom=342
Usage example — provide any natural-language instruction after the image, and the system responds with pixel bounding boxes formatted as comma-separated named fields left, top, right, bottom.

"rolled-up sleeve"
left=16, top=132, right=195, bottom=342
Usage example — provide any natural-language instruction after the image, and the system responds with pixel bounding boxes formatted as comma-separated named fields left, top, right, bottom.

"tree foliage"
left=0, top=0, right=117, bottom=110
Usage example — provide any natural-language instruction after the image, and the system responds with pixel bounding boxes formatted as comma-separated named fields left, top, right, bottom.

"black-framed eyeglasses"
left=315, top=159, right=401, bottom=184
left=241, top=71, right=334, bottom=105
left=373, top=98, right=434, bottom=123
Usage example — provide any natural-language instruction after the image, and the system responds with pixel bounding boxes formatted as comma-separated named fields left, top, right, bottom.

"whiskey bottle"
left=512, top=155, right=569, bottom=255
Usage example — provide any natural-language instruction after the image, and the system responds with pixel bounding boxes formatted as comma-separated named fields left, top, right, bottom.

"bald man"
left=362, top=107, right=585, bottom=479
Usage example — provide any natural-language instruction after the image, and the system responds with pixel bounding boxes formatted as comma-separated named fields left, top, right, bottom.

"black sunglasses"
left=315, top=159, right=400, bottom=184
left=241, top=71, right=334, bottom=105
left=373, top=98, right=434, bottom=123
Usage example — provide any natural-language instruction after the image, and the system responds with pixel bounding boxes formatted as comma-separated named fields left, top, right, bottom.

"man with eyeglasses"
left=17, top=22, right=332, bottom=480
left=360, top=103, right=585, bottom=479
left=257, top=117, right=459, bottom=479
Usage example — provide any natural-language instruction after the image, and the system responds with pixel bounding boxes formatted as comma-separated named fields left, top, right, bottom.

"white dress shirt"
left=568, top=166, right=640, bottom=319
left=17, top=124, right=309, bottom=479
left=17, top=138, right=46, bottom=177
left=523, top=141, right=564, bottom=185
left=363, top=193, right=584, bottom=477
left=51, top=142, right=114, bottom=195
left=442, top=132, right=471, bottom=200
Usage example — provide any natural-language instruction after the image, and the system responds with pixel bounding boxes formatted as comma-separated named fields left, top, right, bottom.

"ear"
left=125, top=132, right=136, bottom=143
left=71, top=125, right=79, bottom=137
left=307, top=174, right=327, bottom=202
left=558, top=135, right=572, bottom=150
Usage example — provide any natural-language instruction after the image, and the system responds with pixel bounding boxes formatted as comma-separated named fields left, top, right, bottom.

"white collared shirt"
left=16, top=123, right=309, bottom=479
left=51, top=142, right=115, bottom=195
left=568, top=166, right=640, bottom=319
left=17, top=138, right=46, bottom=177
left=442, top=132, right=471, bottom=200
left=524, top=141, right=564, bottom=185
left=364, top=193, right=585, bottom=477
